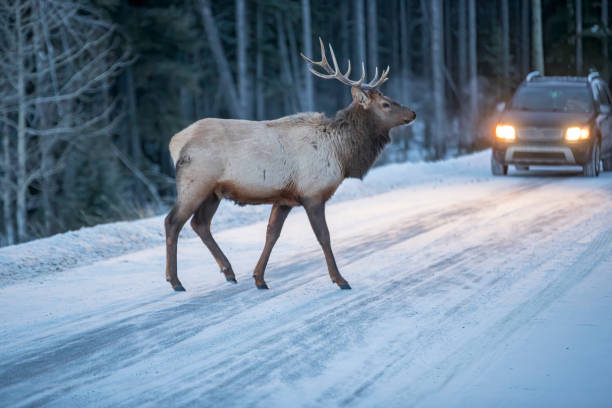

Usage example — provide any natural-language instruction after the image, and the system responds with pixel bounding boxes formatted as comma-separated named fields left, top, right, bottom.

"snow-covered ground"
left=1, top=149, right=611, bottom=407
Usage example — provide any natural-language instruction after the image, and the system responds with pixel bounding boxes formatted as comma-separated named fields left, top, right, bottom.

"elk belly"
left=216, top=155, right=298, bottom=206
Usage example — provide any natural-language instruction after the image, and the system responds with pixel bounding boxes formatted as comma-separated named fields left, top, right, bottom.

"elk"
left=165, top=39, right=416, bottom=292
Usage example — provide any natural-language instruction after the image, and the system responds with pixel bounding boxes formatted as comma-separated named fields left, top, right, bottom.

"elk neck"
left=327, top=102, right=391, bottom=179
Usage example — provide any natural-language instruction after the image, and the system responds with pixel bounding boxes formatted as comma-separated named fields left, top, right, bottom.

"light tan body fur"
left=170, top=114, right=344, bottom=207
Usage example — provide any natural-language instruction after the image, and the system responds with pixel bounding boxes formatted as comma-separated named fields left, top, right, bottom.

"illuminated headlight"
left=495, top=124, right=516, bottom=141
left=565, top=126, right=589, bottom=141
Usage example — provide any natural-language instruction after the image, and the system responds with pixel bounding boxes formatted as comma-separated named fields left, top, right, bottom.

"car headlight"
left=565, top=126, right=589, bottom=141
left=495, top=124, right=516, bottom=141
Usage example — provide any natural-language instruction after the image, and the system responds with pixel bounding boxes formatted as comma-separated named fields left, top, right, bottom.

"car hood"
left=500, top=110, right=594, bottom=128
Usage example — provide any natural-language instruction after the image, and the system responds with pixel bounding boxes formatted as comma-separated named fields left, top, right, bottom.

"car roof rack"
left=526, top=71, right=541, bottom=82
left=587, top=70, right=600, bottom=82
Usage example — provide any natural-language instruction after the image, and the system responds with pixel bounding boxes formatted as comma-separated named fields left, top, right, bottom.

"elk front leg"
left=191, top=195, right=237, bottom=283
left=253, top=204, right=292, bottom=289
left=303, top=200, right=351, bottom=290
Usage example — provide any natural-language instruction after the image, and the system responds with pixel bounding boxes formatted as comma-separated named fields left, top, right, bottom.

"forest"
left=0, top=0, right=610, bottom=246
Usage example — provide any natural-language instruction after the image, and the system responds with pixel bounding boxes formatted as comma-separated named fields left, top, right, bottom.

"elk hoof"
left=256, top=282, right=269, bottom=290
left=338, top=282, right=352, bottom=290
left=173, top=284, right=186, bottom=292
left=226, top=276, right=237, bottom=284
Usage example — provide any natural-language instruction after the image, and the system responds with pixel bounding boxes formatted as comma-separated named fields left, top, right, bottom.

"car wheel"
left=602, top=157, right=612, bottom=172
left=583, top=142, right=601, bottom=177
left=491, top=154, right=508, bottom=176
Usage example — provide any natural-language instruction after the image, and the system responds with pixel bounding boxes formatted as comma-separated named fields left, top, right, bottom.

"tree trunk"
left=354, top=0, right=366, bottom=68
left=400, top=0, right=410, bottom=103
left=521, top=0, right=530, bottom=76
left=301, top=0, right=314, bottom=111
left=367, top=0, right=378, bottom=75
left=444, top=0, right=452, bottom=83
left=276, top=12, right=298, bottom=114
left=124, top=66, right=142, bottom=162
left=34, top=4, right=52, bottom=236
left=15, top=4, right=27, bottom=242
left=501, top=0, right=510, bottom=93
left=420, top=0, right=431, bottom=77
left=255, top=4, right=265, bottom=120
left=431, top=0, right=445, bottom=158
left=199, top=0, right=242, bottom=118
left=532, top=0, right=545, bottom=74
left=236, top=0, right=250, bottom=118
left=458, top=0, right=467, bottom=87
left=468, top=0, right=478, bottom=147
left=340, top=0, right=351, bottom=105
left=1, top=121, right=14, bottom=245
left=603, top=0, right=609, bottom=81
left=286, top=19, right=303, bottom=110
left=575, top=0, right=582, bottom=75
left=391, top=0, right=399, bottom=80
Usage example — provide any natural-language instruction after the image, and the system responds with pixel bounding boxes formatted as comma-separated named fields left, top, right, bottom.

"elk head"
left=301, top=38, right=416, bottom=130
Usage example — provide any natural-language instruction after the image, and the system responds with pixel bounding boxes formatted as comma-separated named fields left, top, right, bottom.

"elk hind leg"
left=253, top=204, right=292, bottom=289
left=190, top=194, right=237, bottom=283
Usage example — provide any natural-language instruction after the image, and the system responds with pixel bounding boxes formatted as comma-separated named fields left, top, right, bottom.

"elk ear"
left=351, top=87, right=370, bottom=107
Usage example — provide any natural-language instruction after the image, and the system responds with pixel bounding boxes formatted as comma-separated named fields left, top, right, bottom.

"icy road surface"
left=1, top=151, right=612, bottom=407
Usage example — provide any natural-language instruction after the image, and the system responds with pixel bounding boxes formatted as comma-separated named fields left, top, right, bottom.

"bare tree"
left=255, top=3, right=265, bottom=120
left=501, top=0, right=510, bottom=91
left=400, top=0, right=411, bottom=102
left=199, top=0, right=242, bottom=118
left=603, top=0, right=609, bottom=80
left=302, top=0, right=314, bottom=111
left=276, top=12, right=299, bottom=114
left=431, top=0, right=445, bottom=157
left=236, top=0, right=250, bottom=118
left=576, top=0, right=583, bottom=75
left=521, top=0, right=530, bottom=76
left=0, top=0, right=130, bottom=242
left=458, top=0, right=467, bottom=87
left=0, top=115, right=14, bottom=245
left=367, top=0, right=378, bottom=75
left=532, top=0, right=545, bottom=73
left=354, top=0, right=366, bottom=66
left=468, top=0, right=478, bottom=146
left=420, top=0, right=431, bottom=77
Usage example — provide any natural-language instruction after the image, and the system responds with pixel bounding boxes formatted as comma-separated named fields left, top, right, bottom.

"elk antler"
left=300, top=38, right=390, bottom=89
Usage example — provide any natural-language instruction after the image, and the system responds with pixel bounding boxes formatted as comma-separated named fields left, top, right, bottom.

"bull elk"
left=165, top=38, right=416, bottom=291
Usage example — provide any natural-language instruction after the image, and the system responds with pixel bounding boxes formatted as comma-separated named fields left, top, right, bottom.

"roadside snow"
left=0, top=150, right=491, bottom=287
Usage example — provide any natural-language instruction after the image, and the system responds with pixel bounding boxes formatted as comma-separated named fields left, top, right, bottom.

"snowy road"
left=1, top=152, right=612, bottom=407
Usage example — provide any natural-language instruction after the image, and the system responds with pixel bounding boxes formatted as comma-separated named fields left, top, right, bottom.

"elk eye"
left=382, top=102, right=390, bottom=108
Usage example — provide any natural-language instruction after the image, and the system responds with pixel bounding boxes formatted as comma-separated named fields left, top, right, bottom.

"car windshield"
left=509, top=86, right=592, bottom=113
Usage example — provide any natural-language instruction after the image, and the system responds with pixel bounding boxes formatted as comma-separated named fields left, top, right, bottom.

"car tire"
left=583, top=142, right=601, bottom=177
left=491, top=154, right=508, bottom=176
left=602, top=157, right=612, bottom=172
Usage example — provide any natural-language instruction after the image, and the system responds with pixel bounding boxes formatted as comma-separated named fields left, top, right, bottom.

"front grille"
left=517, top=127, right=563, bottom=141
left=512, top=151, right=566, bottom=160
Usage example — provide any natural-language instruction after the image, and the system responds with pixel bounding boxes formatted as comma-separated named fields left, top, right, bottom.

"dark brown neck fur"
left=329, top=102, right=391, bottom=179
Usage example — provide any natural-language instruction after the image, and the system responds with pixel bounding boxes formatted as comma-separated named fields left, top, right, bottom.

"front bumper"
left=492, top=140, right=592, bottom=165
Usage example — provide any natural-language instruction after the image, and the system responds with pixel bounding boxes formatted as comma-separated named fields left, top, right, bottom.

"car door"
left=594, top=82, right=612, bottom=158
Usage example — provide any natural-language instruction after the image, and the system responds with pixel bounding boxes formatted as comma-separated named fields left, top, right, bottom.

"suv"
left=491, top=71, right=612, bottom=177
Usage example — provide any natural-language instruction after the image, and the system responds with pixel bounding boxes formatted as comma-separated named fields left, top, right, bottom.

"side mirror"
left=600, top=105, right=611, bottom=114
left=496, top=102, right=506, bottom=113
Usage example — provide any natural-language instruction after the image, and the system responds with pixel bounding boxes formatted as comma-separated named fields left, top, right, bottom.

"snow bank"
left=0, top=150, right=491, bottom=286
